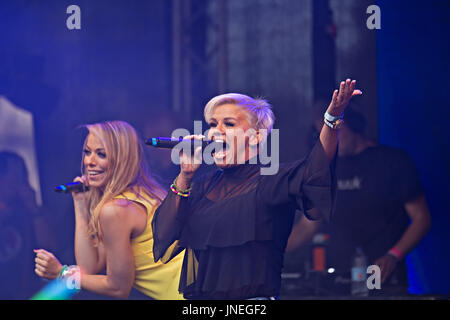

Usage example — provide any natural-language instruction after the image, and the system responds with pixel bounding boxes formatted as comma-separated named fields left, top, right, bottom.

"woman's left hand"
left=34, top=249, right=64, bottom=280
left=327, top=79, right=362, bottom=116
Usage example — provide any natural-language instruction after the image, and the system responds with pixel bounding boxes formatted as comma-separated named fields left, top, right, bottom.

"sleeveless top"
left=113, top=189, right=184, bottom=300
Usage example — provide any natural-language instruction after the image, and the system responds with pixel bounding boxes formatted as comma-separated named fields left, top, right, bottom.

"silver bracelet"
left=324, top=111, right=344, bottom=122
left=60, top=265, right=80, bottom=278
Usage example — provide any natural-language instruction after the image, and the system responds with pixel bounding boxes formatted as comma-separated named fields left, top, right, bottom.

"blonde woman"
left=34, top=121, right=184, bottom=299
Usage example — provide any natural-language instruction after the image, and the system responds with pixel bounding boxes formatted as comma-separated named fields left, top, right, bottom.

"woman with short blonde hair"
left=153, top=79, right=362, bottom=299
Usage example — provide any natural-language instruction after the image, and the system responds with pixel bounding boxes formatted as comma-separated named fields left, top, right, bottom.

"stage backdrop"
left=0, top=0, right=447, bottom=296
left=377, top=0, right=450, bottom=294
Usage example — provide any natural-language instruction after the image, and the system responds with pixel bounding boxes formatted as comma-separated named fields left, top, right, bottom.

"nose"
left=85, top=154, right=96, bottom=167
left=216, top=122, right=227, bottom=135
left=210, top=127, right=225, bottom=141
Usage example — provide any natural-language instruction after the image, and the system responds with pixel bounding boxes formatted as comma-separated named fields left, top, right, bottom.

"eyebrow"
left=209, top=117, right=238, bottom=122
left=85, top=145, right=106, bottom=152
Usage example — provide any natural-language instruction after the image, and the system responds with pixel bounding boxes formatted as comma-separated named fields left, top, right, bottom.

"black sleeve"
left=151, top=190, right=189, bottom=263
left=259, top=139, right=337, bottom=222
left=152, top=170, right=211, bottom=263
left=393, top=149, right=424, bottom=203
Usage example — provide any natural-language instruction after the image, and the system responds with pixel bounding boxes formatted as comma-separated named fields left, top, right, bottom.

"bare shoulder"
left=101, top=198, right=144, bottom=217
left=99, top=198, right=147, bottom=234
left=98, top=201, right=127, bottom=227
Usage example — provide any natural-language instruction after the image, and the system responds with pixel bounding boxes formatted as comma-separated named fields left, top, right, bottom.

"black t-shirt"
left=326, top=145, right=423, bottom=285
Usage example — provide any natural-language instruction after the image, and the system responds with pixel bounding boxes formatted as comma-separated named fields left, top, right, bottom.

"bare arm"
left=393, top=195, right=431, bottom=257
left=35, top=202, right=138, bottom=299
left=320, top=79, right=362, bottom=162
left=79, top=203, right=136, bottom=299
left=72, top=176, right=106, bottom=274
left=286, top=214, right=322, bottom=252
left=74, top=204, right=106, bottom=275
left=319, top=124, right=339, bottom=164
left=374, top=195, right=431, bottom=283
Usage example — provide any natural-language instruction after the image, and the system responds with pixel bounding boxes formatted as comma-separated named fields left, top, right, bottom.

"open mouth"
left=211, top=139, right=229, bottom=160
left=213, top=149, right=227, bottom=160
left=88, top=170, right=105, bottom=179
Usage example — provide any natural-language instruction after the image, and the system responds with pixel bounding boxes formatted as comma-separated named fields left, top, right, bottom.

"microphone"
left=145, top=137, right=226, bottom=150
left=54, top=182, right=88, bottom=193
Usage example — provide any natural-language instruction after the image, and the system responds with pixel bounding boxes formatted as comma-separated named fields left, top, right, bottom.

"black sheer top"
left=152, top=140, right=336, bottom=299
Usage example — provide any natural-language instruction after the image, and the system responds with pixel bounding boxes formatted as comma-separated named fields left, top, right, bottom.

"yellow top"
left=114, top=189, right=184, bottom=300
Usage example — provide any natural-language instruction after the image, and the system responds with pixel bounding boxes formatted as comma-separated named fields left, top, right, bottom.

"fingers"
left=343, top=79, right=350, bottom=97
left=343, top=79, right=352, bottom=99
left=34, top=249, right=61, bottom=280
left=338, top=79, right=360, bottom=95
left=332, top=79, right=362, bottom=108
left=34, top=251, right=50, bottom=279
left=345, top=79, right=362, bottom=98
left=349, top=79, right=356, bottom=92
left=35, top=256, right=48, bottom=267
left=183, top=134, right=205, bottom=141
left=34, top=265, right=53, bottom=280
left=35, top=262, right=47, bottom=273
left=34, top=249, right=54, bottom=260
left=336, top=80, right=350, bottom=103
left=331, top=89, right=338, bottom=103
left=338, top=81, right=345, bottom=101
left=352, top=89, right=363, bottom=97
left=189, top=135, right=205, bottom=155
left=375, top=256, right=396, bottom=283
left=380, top=260, right=395, bottom=283
left=34, top=249, right=57, bottom=267
left=180, top=135, right=205, bottom=158
left=73, top=175, right=89, bottom=187
left=34, top=267, right=45, bottom=278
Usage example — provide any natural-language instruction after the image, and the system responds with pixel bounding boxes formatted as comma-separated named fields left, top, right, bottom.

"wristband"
left=60, top=265, right=81, bottom=292
left=324, top=111, right=344, bottom=122
left=387, top=247, right=403, bottom=260
left=170, top=184, right=190, bottom=197
left=173, top=176, right=192, bottom=193
left=324, top=117, right=344, bottom=130
left=58, top=265, right=68, bottom=278
left=324, top=111, right=344, bottom=130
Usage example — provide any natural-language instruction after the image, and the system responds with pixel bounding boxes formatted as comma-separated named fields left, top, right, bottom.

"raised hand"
left=327, top=79, right=362, bottom=116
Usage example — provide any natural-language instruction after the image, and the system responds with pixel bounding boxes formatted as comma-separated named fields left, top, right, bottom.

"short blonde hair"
left=204, top=93, right=275, bottom=132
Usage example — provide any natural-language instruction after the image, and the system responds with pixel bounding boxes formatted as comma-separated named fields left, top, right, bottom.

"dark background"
left=0, top=0, right=448, bottom=297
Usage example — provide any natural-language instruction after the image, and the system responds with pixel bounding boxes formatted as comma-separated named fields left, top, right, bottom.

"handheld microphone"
left=145, top=137, right=226, bottom=150
left=54, top=182, right=88, bottom=193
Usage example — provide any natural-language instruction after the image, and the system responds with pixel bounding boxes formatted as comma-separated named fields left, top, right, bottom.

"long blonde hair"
left=81, top=121, right=166, bottom=239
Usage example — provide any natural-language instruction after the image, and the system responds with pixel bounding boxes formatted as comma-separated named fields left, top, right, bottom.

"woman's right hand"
left=34, top=249, right=64, bottom=280
left=72, top=176, right=90, bottom=218
left=178, top=135, right=204, bottom=188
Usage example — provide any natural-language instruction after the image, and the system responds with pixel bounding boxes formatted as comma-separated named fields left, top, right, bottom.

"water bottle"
left=351, top=247, right=369, bottom=297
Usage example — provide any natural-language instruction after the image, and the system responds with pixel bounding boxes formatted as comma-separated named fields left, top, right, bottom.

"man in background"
left=286, top=102, right=431, bottom=296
